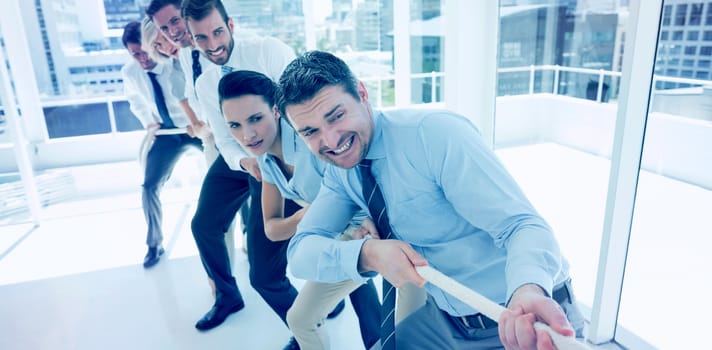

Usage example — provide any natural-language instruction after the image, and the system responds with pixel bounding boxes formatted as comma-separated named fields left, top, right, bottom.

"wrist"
left=357, top=238, right=376, bottom=273
left=514, top=283, right=546, bottom=298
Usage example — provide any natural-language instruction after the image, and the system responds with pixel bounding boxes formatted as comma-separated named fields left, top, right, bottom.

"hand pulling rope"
left=415, top=265, right=592, bottom=350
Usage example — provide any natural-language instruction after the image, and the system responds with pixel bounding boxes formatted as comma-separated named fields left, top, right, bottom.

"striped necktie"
left=359, top=158, right=396, bottom=350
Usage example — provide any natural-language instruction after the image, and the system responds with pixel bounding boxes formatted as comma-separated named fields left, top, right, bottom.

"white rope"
left=415, top=265, right=592, bottom=350
left=153, top=127, right=188, bottom=135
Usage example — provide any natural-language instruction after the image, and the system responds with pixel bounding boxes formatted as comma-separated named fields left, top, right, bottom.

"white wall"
left=496, top=94, right=712, bottom=190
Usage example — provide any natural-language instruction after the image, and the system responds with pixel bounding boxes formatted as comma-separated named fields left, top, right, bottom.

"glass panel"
left=302, top=0, right=398, bottom=106
left=363, top=79, right=395, bottom=109
left=0, top=109, right=10, bottom=145
left=225, top=0, right=307, bottom=54
left=411, top=75, right=442, bottom=104
left=409, top=0, right=443, bottom=105
left=494, top=1, right=629, bottom=316
left=618, top=0, right=712, bottom=347
left=0, top=171, right=31, bottom=224
left=113, top=100, right=142, bottom=132
left=43, top=103, right=112, bottom=138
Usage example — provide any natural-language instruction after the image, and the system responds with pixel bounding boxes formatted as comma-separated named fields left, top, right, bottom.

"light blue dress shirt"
left=259, top=119, right=368, bottom=225
left=287, top=108, right=570, bottom=317
left=259, top=118, right=326, bottom=203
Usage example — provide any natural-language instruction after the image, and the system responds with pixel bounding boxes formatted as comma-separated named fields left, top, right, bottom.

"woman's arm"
left=262, top=180, right=307, bottom=241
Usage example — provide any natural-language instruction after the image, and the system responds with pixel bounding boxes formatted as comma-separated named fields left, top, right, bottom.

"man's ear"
left=357, top=80, right=369, bottom=104
left=227, top=17, right=234, bottom=33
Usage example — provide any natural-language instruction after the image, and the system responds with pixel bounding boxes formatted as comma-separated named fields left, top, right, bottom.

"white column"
left=589, top=0, right=662, bottom=344
left=0, top=0, right=48, bottom=143
left=392, top=0, right=411, bottom=107
left=0, top=14, right=43, bottom=223
left=443, top=0, right=498, bottom=148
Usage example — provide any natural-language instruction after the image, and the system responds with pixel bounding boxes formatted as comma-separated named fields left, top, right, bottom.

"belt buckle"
left=461, top=314, right=487, bottom=329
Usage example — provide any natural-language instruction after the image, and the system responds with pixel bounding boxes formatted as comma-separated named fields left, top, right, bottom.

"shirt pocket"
left=389, top=189, right=469, bottom=246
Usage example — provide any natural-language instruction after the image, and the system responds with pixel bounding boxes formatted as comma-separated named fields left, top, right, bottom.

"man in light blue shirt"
left=279, top=51, right=585, bottom=349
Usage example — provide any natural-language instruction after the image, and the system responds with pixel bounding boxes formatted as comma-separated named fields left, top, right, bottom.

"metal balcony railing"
left=0, top=65, right=710, bottom=144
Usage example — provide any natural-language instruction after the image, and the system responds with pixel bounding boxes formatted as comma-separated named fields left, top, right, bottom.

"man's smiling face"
left=286, top=83, right=374, bottom=169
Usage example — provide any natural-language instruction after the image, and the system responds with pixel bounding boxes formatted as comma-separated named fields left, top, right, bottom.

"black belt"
left=455, top=282, right=571, bottom=330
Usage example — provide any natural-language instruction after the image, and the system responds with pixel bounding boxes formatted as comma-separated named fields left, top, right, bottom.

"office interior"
left=1, top=0, right=710, bottom=349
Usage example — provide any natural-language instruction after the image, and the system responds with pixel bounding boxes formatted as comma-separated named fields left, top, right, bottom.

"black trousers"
left=191, top=155, right=298, bottom=324
left=143, top=134, right=202, bottom=247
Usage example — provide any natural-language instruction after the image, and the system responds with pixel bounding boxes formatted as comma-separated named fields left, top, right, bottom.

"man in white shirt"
left=147, top=0, right=252, bottom=238
left=120, top=21, right=202, bottom=268
left=179, top=1, right=321, bottom=340
left=146, top=0, right=214, bottom=125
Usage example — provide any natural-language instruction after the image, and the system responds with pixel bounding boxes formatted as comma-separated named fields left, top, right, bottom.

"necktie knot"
left=221, top=65, right=234, bottom=76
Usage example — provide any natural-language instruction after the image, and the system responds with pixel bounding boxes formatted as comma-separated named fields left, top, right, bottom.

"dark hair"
left=218, top=70, right=278, bottom=111
left=145, top=0, right=181, bottom=19
left=121, top=21, right=142, bottom=48
left=277, top=51, right=360, bottom=117
left=181, top=0, right=229, bottom=24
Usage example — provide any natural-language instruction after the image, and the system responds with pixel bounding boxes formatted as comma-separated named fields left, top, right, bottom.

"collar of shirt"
left=222, top=33, right=244, bottom=71
left=148, top=61, right=168, bottom=76
left=265, top=118, right=304, bottom=166
left=363, top=110, right=386, bottom=161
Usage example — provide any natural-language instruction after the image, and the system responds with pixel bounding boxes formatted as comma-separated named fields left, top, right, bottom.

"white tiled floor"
left=2, top=143, right=708, bottom=349
left=0, top=157, right=366, bottom=350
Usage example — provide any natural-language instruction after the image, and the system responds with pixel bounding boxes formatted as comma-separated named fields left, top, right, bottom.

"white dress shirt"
left=121, top=59, right=190, bottom=128
left=195, top=34, right=295, bottom=171
left=178, top=46, right=216, bottom=117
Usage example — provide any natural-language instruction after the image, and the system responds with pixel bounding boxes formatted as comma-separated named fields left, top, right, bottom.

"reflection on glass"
left=113, top=100, right=142, bottom=132
left=494, top=0, right=630, bottom=315
left=44, top=103, right=112, bottom=139
left=619, top=0, right=712, bottom=348
left=0, top=110, right=9, bottom=144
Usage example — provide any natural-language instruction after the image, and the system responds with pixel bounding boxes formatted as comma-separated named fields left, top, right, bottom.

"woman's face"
left=222, top=95, right=280, bottom=157
left=152, top=32, right=179, bottom=59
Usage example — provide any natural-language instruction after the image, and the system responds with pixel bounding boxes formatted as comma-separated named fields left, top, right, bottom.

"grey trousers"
left=143, top=134, right=202, bottom=247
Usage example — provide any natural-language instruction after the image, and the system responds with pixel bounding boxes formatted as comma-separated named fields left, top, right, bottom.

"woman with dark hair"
left=218, top=70, right=382, bottom=350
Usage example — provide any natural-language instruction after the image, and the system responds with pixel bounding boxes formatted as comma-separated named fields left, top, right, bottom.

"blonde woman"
left=140, top=17, right=215, bottom=160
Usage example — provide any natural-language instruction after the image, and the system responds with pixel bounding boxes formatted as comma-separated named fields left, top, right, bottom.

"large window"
left=617, top=1, right=712, bottom=347
left=495, top=1, right=627, bottom=314
left=495, top=2, right=711, bottom=348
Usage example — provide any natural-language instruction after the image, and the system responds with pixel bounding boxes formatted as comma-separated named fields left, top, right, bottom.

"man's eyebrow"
left=323, top=104, right=340, bottom=119
left=297, top=125, right=315, bottom=134
left=295, top=104, right=342, bottom=133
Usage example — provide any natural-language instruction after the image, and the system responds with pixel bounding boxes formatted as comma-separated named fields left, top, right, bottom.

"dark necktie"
left=359, top=158, right=396, bottom=350
left=147, top=72, right=175, bottom=129
left=191, top=50, right=202, bottom=86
